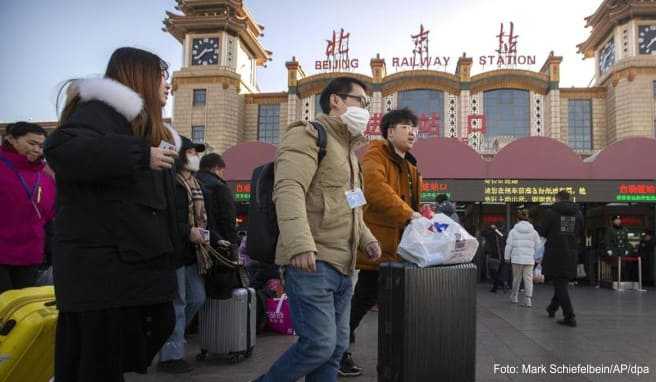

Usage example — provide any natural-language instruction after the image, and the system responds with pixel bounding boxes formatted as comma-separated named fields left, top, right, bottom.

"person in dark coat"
left=638, top=230, right=655, bottom=286
left=157, top=136, right=214, bottom=374
left=605, top=216, right=632, bottom=257
left=196, top=153, right=239, bottom=246
left=44, top=47, right=180, bottom=382
left=435, top=193, right=460, bottom=223
left=484, top=224, right=509, bottom=293
left=536, top=191, right=583, bottom=327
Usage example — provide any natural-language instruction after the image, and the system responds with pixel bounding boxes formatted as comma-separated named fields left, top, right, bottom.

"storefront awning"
left=588, top=137, right=656, bottom=180
left=489, top=136, right=588, bottom=179
left=412, top=138, right=487, bottom=179
left=223, top=141, right=276, bottom=181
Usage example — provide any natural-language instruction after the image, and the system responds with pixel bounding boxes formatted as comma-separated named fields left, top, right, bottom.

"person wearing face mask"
left=158, top=135, right=219, bottom=374
left=338, top=108, right=422, bottom=376
left=255, top=77, right=381, bottom=382
left=0, top=122, right=56, bottom=293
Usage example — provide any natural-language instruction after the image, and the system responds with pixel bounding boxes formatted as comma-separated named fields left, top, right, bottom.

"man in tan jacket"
left=255, top=77, right=381, bottom=382
left=340, top=108, right=422, bottom=376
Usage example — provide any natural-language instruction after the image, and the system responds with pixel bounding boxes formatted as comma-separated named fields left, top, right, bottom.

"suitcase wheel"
left=196, top=349, right=209, bottom=362
left=245, top=348, right=253, bottom=358
left=227, top=353, right=243, bottom=364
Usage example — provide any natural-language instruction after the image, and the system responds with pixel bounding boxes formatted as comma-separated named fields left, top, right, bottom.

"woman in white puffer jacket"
left=504, top=209, right=541, bottom=307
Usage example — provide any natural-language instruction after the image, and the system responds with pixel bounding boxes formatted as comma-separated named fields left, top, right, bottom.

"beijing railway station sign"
left=313, top=22, right=536, bottom=72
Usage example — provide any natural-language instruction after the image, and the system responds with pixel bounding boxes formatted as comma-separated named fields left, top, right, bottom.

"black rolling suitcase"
left=378, top=262, right=477, bottom=382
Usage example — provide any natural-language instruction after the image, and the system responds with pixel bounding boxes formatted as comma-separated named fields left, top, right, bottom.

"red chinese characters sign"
left=617, top=184, right=656, bottom=202
left=315, top=28, right=359, bottom=71
left=362, top=112, right=440, bottom=139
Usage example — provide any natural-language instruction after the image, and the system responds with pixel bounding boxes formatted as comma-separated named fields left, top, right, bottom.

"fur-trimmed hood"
left=74, top=77, right=143, bottom=122
left=72, top=77, right=181, bottom=151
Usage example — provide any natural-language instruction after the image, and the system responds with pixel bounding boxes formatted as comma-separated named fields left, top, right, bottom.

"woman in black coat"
left=44, top=47, right=181, bottom=381
left=535, top=191, right=584, bottom=327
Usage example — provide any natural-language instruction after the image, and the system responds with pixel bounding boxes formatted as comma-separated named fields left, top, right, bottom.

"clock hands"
left=194, top=48, right=211, bottom=60
left=647, top=36, right=656, bottom=50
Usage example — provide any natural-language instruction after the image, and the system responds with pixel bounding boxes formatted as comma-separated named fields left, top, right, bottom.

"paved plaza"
left=126, top=283, right=656, bottom=382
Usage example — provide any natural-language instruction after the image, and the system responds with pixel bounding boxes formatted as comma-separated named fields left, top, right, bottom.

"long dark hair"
left=58, top=47, right=171, bottom=146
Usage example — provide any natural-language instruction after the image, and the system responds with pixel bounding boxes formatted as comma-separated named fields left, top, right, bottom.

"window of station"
left=397, top=89, right=444, bottom=137
left=257, top=104, right=280, bottom=144
left=191, top=125, right=205, bottom=144
left=314, top=94, right=323, bottom=117
left=483, top=89, right=530, bottom=138
left=568, top=99, right=592, bottom=150
left=193, top=89, right=206, bottom=106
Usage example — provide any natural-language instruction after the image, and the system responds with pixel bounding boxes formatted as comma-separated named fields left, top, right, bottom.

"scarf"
left=176, top=172, right=211, bottom=273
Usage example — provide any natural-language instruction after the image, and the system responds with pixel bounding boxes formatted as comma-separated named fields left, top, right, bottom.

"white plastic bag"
left=397, top=214, right=479, bottom=267
left=534, top=237, right=546, bottom=262
left=533, top=264, right=544, bottom=283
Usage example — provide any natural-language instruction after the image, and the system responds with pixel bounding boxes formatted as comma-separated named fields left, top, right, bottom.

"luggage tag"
left=345, top=187, right=367, bottom=209
left=158, top=140, right=177, bottom=152
left=199, top=228, right=210, bottom=242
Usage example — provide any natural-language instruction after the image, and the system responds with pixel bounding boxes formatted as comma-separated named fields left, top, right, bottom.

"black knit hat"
left=179, top=135, right=205, bottom=154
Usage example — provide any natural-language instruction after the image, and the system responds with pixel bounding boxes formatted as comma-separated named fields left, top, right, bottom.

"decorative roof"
left=296, top=73, right=374, bottom=98
left=577, top=0, right=656, bottom=58
left=470, top=69, right=549, bottom=95
left=163, top=0, right=271, bottom=65
left=381, top=70, right=460, bottom=96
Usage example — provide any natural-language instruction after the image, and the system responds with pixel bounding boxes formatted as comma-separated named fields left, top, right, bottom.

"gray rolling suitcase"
left=197, top=287, right=256, bottom=363
left=378, top=262, right=477, bottom=382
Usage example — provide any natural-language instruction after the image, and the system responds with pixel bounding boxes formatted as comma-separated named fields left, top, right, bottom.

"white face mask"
left=340, top=106, right=370, bottom=137
left=185, top=154, right=200, bottom=172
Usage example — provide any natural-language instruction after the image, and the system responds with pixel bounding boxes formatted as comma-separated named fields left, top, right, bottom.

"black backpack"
left=246, top=122, right=327, bottom=264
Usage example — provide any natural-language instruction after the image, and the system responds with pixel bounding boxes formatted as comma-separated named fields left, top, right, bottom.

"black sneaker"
left=157, top=359, right=193, bottom=374
left=546, top=307, right=556, bottom=318
left=557, top=318, right=577, bottom=327
left=338, top=352, right=362, bottom=377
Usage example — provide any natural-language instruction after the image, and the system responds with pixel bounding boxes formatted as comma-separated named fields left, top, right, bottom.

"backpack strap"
left=309, top=121, right=327, bottom=163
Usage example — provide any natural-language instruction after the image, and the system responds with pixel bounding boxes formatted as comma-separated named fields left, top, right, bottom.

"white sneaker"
left=521, top=298, right=532, bottom=307
left=510, top=295, right=519, bottom=304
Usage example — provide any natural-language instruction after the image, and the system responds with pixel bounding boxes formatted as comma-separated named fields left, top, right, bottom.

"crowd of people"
left=1, top=46, right=654, bottom=382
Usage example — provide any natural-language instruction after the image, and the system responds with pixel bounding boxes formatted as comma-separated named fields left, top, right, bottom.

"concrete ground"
left=126, top=283, right=656, bottom=382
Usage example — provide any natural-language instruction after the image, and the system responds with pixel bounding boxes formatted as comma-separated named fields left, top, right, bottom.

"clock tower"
left=578, top=0, right=656, bottom=143
left=163, top=0, right=271, bottom=152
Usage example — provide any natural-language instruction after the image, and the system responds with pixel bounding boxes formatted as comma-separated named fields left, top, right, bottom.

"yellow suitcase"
left=0, top=286, right=57, bottom=382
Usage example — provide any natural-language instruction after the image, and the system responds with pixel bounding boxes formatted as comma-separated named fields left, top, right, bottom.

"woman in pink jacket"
left=0, top=122, right=56, bottom=293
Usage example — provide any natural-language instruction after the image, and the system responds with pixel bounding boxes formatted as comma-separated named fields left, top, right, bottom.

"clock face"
left=598, top=38, right=615, bottom=75
left=191, top=38, right=219, bottom=65
left=638, top=25, right=656, bottom=54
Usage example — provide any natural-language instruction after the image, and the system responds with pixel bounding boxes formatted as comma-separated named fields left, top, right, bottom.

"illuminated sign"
left=228, top=180, right=656, bottom=204
left=616, top=183, right=656, bottom=202
left=232, top=182, right=251, bottom=203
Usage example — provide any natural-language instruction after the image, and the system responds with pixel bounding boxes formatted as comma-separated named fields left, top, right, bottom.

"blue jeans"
left=257, top=261, right=353, bottom=382
left=159, top=263, right=206, bottom=361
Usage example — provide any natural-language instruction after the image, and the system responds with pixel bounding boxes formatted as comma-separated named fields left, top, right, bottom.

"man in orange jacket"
left=339, top=108, right=422, bottom=376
